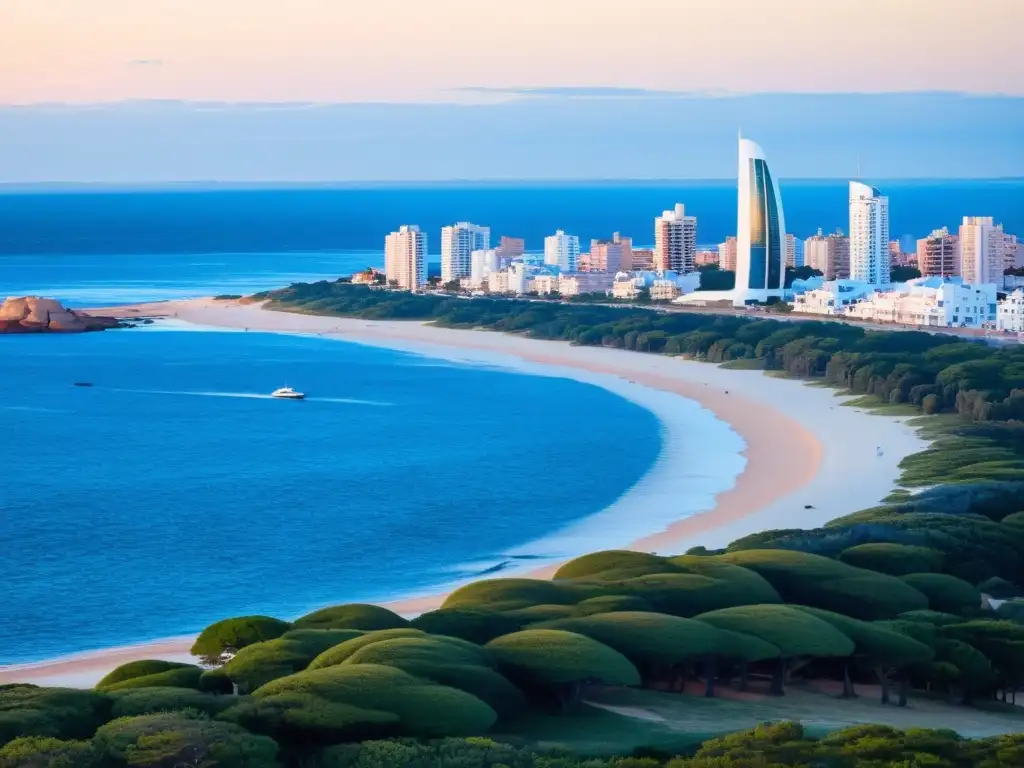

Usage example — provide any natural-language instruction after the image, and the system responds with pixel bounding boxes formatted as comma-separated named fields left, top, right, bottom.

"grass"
left=840, top=395, right=921, bottom=417
left=718, top=359, right=766, bottom=370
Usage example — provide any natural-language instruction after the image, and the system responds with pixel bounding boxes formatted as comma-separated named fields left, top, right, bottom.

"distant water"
left=0, top=329, right=672, bottom=663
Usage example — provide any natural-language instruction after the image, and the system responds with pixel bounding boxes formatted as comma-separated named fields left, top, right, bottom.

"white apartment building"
left=507, top=262, right=534, bottom=294
left=441, top=222, right=490, bottom=283
left=792, top=281, right=877, bottom=315
left=718, top=236, right=738, bottom=272
left=559, top=272, right=615, bottom=297
left=544, top=230, right=580, bottom=272
left=804, top=228, right=850, bottom=280
left=532, top=274, right=560, bottom=295
left=845, top=278, right=997, bottom=328
left=612, top=279, right=641, bottom=300
left=650, top=280, right=681, bottom=301
left=487, top=269, right=510, bottom=294
left=470, top=249, right=500, bottom=288
left=997, top=289, right=1024, bottom=333
left=384, top=225, right=427, bottom=291
left=654, top=203, right=697, bottom=274
left=849, top=181, right=890, bottom=285
left=959, top=217, right=1004, bottom=286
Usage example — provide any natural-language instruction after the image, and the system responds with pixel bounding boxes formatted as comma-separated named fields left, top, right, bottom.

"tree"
left=308, top=629, right=426, bottom=670
left=190, top=616, right=292, bottom=663
left=410, top=610, right=523, bottom=644
left=0, top=686, right=111, bottom=746
left=107, top=687, right=233, bottom=719
left=95, top=661, right=204, bottom=693
left=219, top=629, right=365, bottom=692
left=891, top=265, right=923, bottom=283
left=293, top=604, right=409, bottom=632
left=900, top=573, right=983, bottom=615
left=838, top=543, right=946, bottom=576
left=0, top=736, right=100, bottom=767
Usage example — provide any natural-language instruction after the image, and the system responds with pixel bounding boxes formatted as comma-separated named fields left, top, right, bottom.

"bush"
left=791, top=607, right=933, bottom=666
left=107, top=687, right=234, bottom=718
left=572, top=596, right=655, bottom=616
left=442, top=580, right=597, bottom=612
left=410, top=609, right=523, bottom=644
left=693, top=605, right=856, bottom=658
left=900, top=573, right=983, bottom=614
left=553, top=551, right=674, bottom=581
left=838, top=543, right=946, bottom=576
left=93, top=712, right=280, bottom=767
left=0, top=736, right=100, bottom=767
left=485, top=630, right=641, bottom=686
left=619, top=574, right=766, bottom=617
left=0, top=686, right=111, bottom=746
left=221, top=629, right=365, bottom=692
left=95, top=662, right=204, bottom=693
left=293, top=604, right=409, bottom=631
left=190, top=616, right=292, bottom=660
left=308, top=629, right=426, bottom=670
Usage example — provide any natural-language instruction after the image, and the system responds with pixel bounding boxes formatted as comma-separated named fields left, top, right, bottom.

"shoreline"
left=0, top=298, right=927, bottom=687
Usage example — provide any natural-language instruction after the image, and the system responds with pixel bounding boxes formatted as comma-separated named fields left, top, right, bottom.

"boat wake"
left=104, top=389, right=393, bottom=406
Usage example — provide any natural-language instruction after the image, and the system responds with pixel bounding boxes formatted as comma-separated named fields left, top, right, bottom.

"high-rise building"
left=849, top=181, right=890, bottom=285
left=585, top=232, right=632, bottom=273
left=544, top=230, right=580, bottom=272
left=470, top=249, right=500, bottom=288
left=496, top=236, right=525, bottom=262
left=718, top=236, right=738, bottom=271
left=959, top=216, right=1004, bottom=285
left=441, top=222, right=490, bottom=283
left=385, top=225, right=427, bottom=291
left=735, top=138, right=786, bottom=303
left=654, top=203, right=697, bottom=273
left=804, top=228, right=850, bottom=280
left=631, top=249, right=654, bottom=271
left=917, top=228, right=959, bottom=277
left=784, top=233, right=804, bottom=268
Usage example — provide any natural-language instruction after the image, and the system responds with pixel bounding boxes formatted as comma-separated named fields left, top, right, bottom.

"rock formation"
left=0, top=297, right=123, bottom=334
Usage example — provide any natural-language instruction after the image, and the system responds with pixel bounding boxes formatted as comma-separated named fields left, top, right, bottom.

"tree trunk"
left=769, top=659, right=788, bottom=696
left=704, top=656, right=717, bottom=698
left=842, top=663, right=856, bottom=698
left=897, top=675, right=909, bottom=707
left=875, top=666, right=890, bottom=705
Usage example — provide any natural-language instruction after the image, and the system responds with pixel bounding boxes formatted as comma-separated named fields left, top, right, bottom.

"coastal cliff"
left=0, top=296, right=123, bottom=334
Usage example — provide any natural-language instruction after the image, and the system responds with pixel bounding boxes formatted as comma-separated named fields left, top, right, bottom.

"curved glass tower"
left=734, top=138, right=787, bottom=305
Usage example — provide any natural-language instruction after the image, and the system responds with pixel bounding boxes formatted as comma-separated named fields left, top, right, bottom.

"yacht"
left=271, top=386, right=305, bottom=400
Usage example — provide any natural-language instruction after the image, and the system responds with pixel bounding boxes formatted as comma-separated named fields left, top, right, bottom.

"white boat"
left=271, top=387, right=305, bottom=400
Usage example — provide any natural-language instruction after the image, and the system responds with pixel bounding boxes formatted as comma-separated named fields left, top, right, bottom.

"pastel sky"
left=2, top=0, right=1021, bottom=103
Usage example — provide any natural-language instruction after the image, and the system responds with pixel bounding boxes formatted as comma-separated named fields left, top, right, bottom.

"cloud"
left=454, top=86, right=735, bottom=99
left=127, top=59, right=164, bottom=67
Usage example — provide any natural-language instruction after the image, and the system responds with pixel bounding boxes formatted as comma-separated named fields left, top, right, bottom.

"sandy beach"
left=0, top=298, right=928, bottom=687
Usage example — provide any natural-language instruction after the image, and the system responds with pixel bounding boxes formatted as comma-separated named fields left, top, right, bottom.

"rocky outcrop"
left=0, top=297, right=123, bottom=334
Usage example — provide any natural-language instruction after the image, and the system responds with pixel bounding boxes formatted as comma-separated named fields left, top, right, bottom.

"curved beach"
left=0, top=299, right=928, bottom=687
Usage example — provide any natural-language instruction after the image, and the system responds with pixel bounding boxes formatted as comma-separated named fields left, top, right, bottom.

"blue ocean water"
left=0, top=329, right=663, bottom=663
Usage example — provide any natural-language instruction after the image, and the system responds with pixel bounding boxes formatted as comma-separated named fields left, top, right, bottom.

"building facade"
left=735, top=138, right=786, bottom=304
left=718, top=236, right=738, bottom=271
left=784, top=233, right=804, bottom=268
left=804, top=228, right=850, bottom=280
left=470, top=249, right=500, bottom=288
left=654, top=203, right=697, bottom=274
left=384, top=225, right=427, bottom=291
left=997, top=289, right=1024, bottom=333
left=558, top=272, right=615, bottom=297
left=584, top=232, right=632, bottom=272
left=543, top=230, right=580, bottom=272
left=846, top=278, right=997, bottom=328
left=849, top=181, right=890, bottom=285
left=917, top=228, right=959, bottom=277
left=631, top=249, right=654, bottom=271
left=959, top=216, right=1004, bottom=286
left=792, top=281, right=877, bottom=315
left=496, top=236, right=525, bottom=263
left=441, top=222, right=490, bottom=283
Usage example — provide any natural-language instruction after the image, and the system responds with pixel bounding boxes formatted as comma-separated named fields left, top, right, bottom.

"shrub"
left=442, top=579, right=598, bottom=612
left=619, top=574, right=764, bottom=617
left=900, top=573, right=983, bottom=614
left=485, top=630, right=640, bottom=686
left=308, top=629, right=426, bottom=670
left=838, top=543, right=946, bottom=576
left=0, top=736, right=100, bottom=767
left=553, top=551, right=675, bottom=581
left=693, top=605, right=856, bottom=658
left=220, top=630, right=365, bottom=692
left=410, top=609, right=523, bottom=644
left=572, top=596, right=655, bottom=616
left=95, top=663, right=204, bottom=693
left=190, top=616, right=292, bottom=660
left=791, top=607, right=933, bottom=666
left=293, top=604, right=409, bottom=631
left=0, top=686, right=111, bottom=746
left=93, top=712, right=280, bottom=767
left=107, top=687, right=234, bottom=718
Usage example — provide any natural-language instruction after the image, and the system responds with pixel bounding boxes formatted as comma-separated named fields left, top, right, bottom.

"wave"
left=103, top=388, right=393, bottom=406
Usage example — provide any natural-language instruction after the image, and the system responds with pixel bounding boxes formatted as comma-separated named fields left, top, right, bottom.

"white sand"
left=0, top=299, right=928, bottom=687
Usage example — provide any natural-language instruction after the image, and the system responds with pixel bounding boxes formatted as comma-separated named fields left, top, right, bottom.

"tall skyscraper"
left=959, top=216, right=1004, bottom=285
left=849, top=181, right=890, bottom=285
left=441, top=222, right=490, bottom=283
left=654, top=203, right=697, bottom=273
left=544, top=230, right=580, bottom=272
left=804, top=228, right=850, bottom=280
left=735, top=138, right=786, bottom=303
left=718, top=236, right=738, bottom=271
left=587, top=232, right=632, bottom=273
left=917, top=228, right=959, bottom=277
left=385, top=225, right=427, bottom=291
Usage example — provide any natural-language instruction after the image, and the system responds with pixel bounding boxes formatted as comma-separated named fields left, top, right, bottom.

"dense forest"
left=3, top=282, right=1024, bottom=767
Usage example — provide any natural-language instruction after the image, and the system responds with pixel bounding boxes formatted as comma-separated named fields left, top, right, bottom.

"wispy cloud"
left=127, top=59, right=164, bottom=67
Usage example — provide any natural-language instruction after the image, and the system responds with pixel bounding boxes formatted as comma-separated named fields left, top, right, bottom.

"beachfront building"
left=470, top=249, right=500, bottom=288
left=654, top=204, right=697, bottom=274
left=695, top=249, right=718, bottom=266
left=734, top=137, right=787, bottom=305
left=544, top=230, right=580, bottom=273
left=792, top=280, right=877, bottom=315
left=559, top=272, right=615, bottom=297
left=1003, top=233, right=1022, bottom=270
left=849, top=182, right=890, bottom=285
left=650, top=280, right=681, bottom=301
left=997, top=289, right=1024, bottom=333
left=583, top=232, right=632, bottom=272
left=441, top=222, right=490, bottom=283
left=532, top=274, right=560, bottom=295
left=496, top=236, right=525, bottom=262
left=612, top=275, right=641, bottom=300
left=917, top=228, right=959, bottom=277
left=718, top=236, right=738, bottom=272
left=384, top=225, right=427, bottom=291
left=804, top=228, right=851, bottom=280
left=846, top=277, right=997, bottom=328
left=959, top=216, right=1004, bottom=286
left=784, top=233, right=804, bottom=268
left=507, top=262, right=535, bottom=295
left=631, top=248, right=655, bottom=271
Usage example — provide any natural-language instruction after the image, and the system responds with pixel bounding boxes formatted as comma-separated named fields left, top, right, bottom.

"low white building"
left=507, top=262, right=535, bottom=295
left=470, top=249, right=500, bottom=288
left=792, top=280, right=877, bottom=315
left=612, top=276, right=641, bottom=300
left=532, top=274, right=560, bottom=295
left=488, top=269, right=510, bottom=294
left=559, top=272, right=615, bottom=297
left=997, top=289, right=1024, bottom=333
left=650, top=279, right=680, bottom=301
left=845, top=277, right=997, bottom=328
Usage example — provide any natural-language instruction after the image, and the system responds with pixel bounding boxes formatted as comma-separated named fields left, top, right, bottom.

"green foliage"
left=539, top=612, right=779, bottom=665
left=693, top=605, right=856, bottom=658
left=247, top=664, right=497, bottom=739
left=900, top=573, right=983, bottom=614
left=443, top=579, right=598, bottom=612
left=308, top=629, right=426, bottom=670
left=0, top=686, right=110, bottom=746
left=790, top=607, right=933, bottom=666
left=838, top=543, right=946, bottom=576
left=95, top=660, right=200, bottom=692
left=553, top=551, right=672, bottom=581
left=573, top=596, right=655, bottom=617
left=93, top=712, right=280, bottom=767
left=0, top=736, right=100, bottom=767
left=190, top=615, right=292, bottom=659
left=95, top=664, right=204, bottom=693
left=410, top=609, right=524, bottom=644
left=221, top=629, right=365, bottom=692
left=619, top=574, right=772, bottom=617
left=486, top=630, right=641, bottom=686
left=107, top=687, right=234, bottom=718
left=293, top=604, right=410, bottom=632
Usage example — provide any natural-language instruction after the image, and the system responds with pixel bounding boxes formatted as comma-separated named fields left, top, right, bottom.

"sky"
left=1, top=0, right=1021, bottom=180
